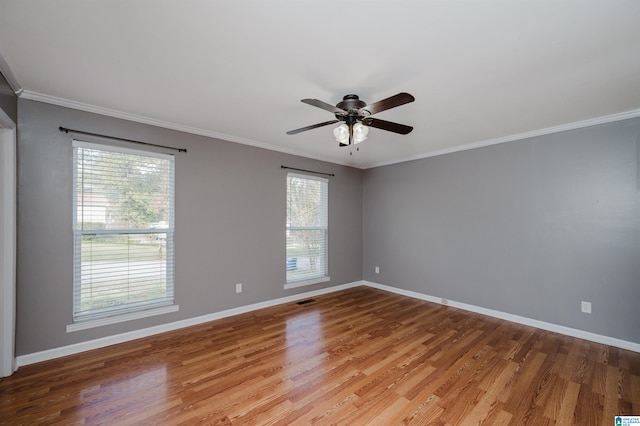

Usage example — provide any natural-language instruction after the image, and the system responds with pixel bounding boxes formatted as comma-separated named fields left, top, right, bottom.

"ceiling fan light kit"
left=287, top=93, right=415, bottom=147
left=333, top=122, right=368, bottom=145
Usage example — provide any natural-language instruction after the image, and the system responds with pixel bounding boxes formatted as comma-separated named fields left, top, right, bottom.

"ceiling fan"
left=286, top=92, right=415, bottom=146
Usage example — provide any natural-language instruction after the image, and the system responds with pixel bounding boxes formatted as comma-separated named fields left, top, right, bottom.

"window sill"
left=284, top=276, right=330, bottom=290
left=66, top=304, right=180, bottom=332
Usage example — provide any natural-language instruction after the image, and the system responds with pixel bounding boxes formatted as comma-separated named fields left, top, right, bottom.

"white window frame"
left=285, top=172, right=329, bottom=289
left=70, top=140, right=177, bottom=330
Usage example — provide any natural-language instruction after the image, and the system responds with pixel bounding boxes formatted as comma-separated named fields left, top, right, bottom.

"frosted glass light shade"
left=353, top=122, right=369, bottom=144
left=333, top=124, right=349, bottom=143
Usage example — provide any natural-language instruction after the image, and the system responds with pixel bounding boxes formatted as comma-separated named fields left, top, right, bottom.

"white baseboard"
left=15, top=279, right=639, bottom=367
left=364, top=281, right=640, bottom=353
left=15, top=281, right=363, bottom=367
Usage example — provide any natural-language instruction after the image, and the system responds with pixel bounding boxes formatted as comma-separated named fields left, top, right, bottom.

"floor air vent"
left=296, top=299, right=316, bottom=305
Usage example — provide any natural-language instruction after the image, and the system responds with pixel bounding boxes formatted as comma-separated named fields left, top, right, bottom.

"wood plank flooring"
left=1, top=286, right=639, bottom=425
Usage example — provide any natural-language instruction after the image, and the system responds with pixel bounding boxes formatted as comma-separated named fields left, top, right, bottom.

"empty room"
left=0, top=1, right=639, bottom=424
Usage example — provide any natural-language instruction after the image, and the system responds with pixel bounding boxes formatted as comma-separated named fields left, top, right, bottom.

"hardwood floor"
left=1, top=286, right=639, bottom=425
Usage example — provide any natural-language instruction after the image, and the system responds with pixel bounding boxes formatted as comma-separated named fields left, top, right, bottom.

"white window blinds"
left=286, top=173, right=328, bottom=284
left=73, top=141, right=175, bottom=322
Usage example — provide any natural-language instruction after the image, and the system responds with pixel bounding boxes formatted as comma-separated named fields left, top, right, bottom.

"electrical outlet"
left=375, top=266, right=380, bottom=274
left=236, top=283, right=242, bottom=293
left=581, top=301, right=591, bottom=314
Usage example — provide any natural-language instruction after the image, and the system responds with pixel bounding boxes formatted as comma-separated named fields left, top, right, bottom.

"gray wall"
left=0, top=72, right=17, bottom=124
left=363, top=118, right=640, bottom=344
left=16, top=99, right=363, bottom=355
left=16, top=95, right=640, bottom=355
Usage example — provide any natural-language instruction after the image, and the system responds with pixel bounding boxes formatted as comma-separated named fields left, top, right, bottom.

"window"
left=73, top=141, right=175, bottom=323
left=286, top=173, right=329, bottom=287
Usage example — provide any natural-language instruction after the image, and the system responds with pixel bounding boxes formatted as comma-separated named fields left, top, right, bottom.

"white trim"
left=284, top=276, right=331, bottom=290
left=15, top=278, right=640, bottom=367
left=0, top=124, right=17, bottom=377
left=66, top=305, right=180, bottom=332
left=18, top=91, right=640, bottom=170
left=364, top=281, right=640, bottom=353
left=72, top=143, right=176, bottom=324
left=19, top=90, right=353, bottom=167
left=365, top=108, right=640, bottom=169
left=16, top=281, right=362, bottom=367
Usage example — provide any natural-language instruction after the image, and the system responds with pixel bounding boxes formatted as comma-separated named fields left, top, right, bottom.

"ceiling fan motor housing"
left=335, top=94, right=367, bottom=123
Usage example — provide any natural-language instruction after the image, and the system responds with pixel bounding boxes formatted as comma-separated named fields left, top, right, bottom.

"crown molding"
left=366, top=108, right=640, bottom=169
left=17, top=90, right=640, bottom=170
left=18, top=90, right=355, bottom=167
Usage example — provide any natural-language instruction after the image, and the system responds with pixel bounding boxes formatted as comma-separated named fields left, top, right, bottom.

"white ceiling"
left=1, top=1, right=639, bottom=168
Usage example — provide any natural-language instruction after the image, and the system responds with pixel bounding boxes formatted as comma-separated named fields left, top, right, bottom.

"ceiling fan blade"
left=286, top=120, right=339, bottom=135
left=359, top=92, right=415, bottom=116
left=301, top=99, right=347, bottom=115
left=366, top=118, right=413, bottom=135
